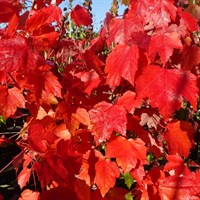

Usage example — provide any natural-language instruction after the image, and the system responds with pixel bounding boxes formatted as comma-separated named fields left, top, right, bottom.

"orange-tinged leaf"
left=18, top=189, right=40, bottom=200
left=78, top=150, right=102, bottom=186
left=18, top=168, right=31, bottom=189
left=106, top=136, right=147, bottom=173
left=0, top=86, right=25, bottom=119
left=105, top=44, right=139, bottom=89
left=135, top=65, right=198, bottom=118
left=89, top=102, right=127, bottom=143
left=164, top=121, right=195, bottom=157
left=70, top=5, right=92, bottom=27
left=94, top=157, right=120, bottom=197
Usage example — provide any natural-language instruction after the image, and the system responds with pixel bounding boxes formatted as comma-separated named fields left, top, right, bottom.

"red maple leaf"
left=159, top=171, right=200, bottom=200
left=106, top=136, right=147, bottom=173
left=134, top=0, right=177, bottom=28
left=105, top=44, right=139, bottom=89
left=116, top=90, right=137, bottom=113
left=26, top=5, right=62, bottom=34
left=94, top=157, right=120, bottom=197
left=181, top=45, right=200, bottom=70
left=72, top=70, right=101, bottom=95
left=106, top=12, right=144, bottom=46
left=89, top=102, right=127, bottom=143
left=149, top=30, right=182, bottom=64
left=70, top=5, right=92, bottom=27
left=135, top=65, right=198, bottom=118
left=0, top=86, right=25, bottom=118
left=0, top=36, right=28, bottom=72
left=164, top=121, right=195, bottom=157
left=0, top=0, right=19, bottom=23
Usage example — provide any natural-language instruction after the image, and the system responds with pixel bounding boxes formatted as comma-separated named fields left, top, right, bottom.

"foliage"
left=0, top=0, right=200, bottom=199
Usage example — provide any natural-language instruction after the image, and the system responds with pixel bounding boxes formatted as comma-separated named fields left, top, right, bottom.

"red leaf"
left=31, top=68, right=62, bottom=102
left=78, top=150, right=102, bottom=186
left=0, top=0, right=19, bottom=23
left=18, top=168, right=31, bottom=189
left=106, top=13, right=144, bottom=46
left=164, top=155, right=187, bottom=175
left=28, top=118, right=58, bottom=153
left=159, top=171, right=200, bottom=200
left=89, top=102, right=127, bottom=143
left=149, top=31, right=182, bottom=64
left=105, top=44, right=139, bottom=89
left=26, top=5, right=62, bottom=33
left=70, top=5, right=92, bottom=27
left=18, top=189, right=40, bottom=200
left=73, top=70, right=101, bottom=95
left=182, top=45, right=200, bottom=70
left=94, top=157, right=120, bottom=197
left=0, top=86, right=25, bottom=119
left=106, top=136, right=147, bottom=173
left=164, top=121, right=195, bottom=157
left=40, top=187, right=78, bottom=200
left=81, top=50, right=104, bottom=76
left=0, top=36, right=28, bottom=72
left=134, top=0, right=177, bottom=28
left=116, top=90, right=137, bottom=113
left=135, top=65, right=198, bottom=118
left=178, top=8, right=199, bottom=32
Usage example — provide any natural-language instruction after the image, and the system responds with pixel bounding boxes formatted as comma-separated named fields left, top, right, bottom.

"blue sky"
left=60, top=0, right=126, bottom=31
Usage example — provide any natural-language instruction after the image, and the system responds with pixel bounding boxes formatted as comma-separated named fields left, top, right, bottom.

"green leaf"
left=123, top=172, right=134, bottom=189
left=0, top=116, right=6, bottom=125
left=125, top=192, right=133, bottom=200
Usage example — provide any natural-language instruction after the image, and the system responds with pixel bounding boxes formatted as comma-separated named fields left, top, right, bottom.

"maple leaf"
left=116, top=90, right=137, bottom=113
left=30, top=67, right=62, bottom=102
left=0, top=36, right=28, bottom=72
left=159, top=171, right=200, bottom=200
left=81, top=50, right=104, bottom=76
left=106, top=136, right=147, bottom=173
left=28, top=117, right=58, bottom=153
left=72, top=70, right=101, bottom=95
left=94, top=157, right=120, bottom=197
left=178, top=8, right=199, bottom=33
left=149, top=30, right=182, bottom=64
left=135, top=0, right=177, bottom=28
left=89, top=101, right=127, bottom=143
left=105, top=44, right=139, bottom=89
left=164, top=155, right=187, bottom=176
left=0, top=86, right=25, bottom=119
left=18, top=168, right=31, bottom=189
left=182, top=45, right=200, bottom=70
left=0, top=0, right=19, bottom=23
left=135, top=65, right=198, bottom=118
left=26, top=5, right=62, bottom=34
left=106, top=12, right=144, bottom=46
left=164, top=121, right=195, bottom=157
left=70, top=5, right=92, bottom=27
left=18, top=189, right=40, bottom=200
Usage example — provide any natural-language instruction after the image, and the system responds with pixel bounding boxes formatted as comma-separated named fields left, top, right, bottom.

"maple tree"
left=0, top=0, right=200, bottom=199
